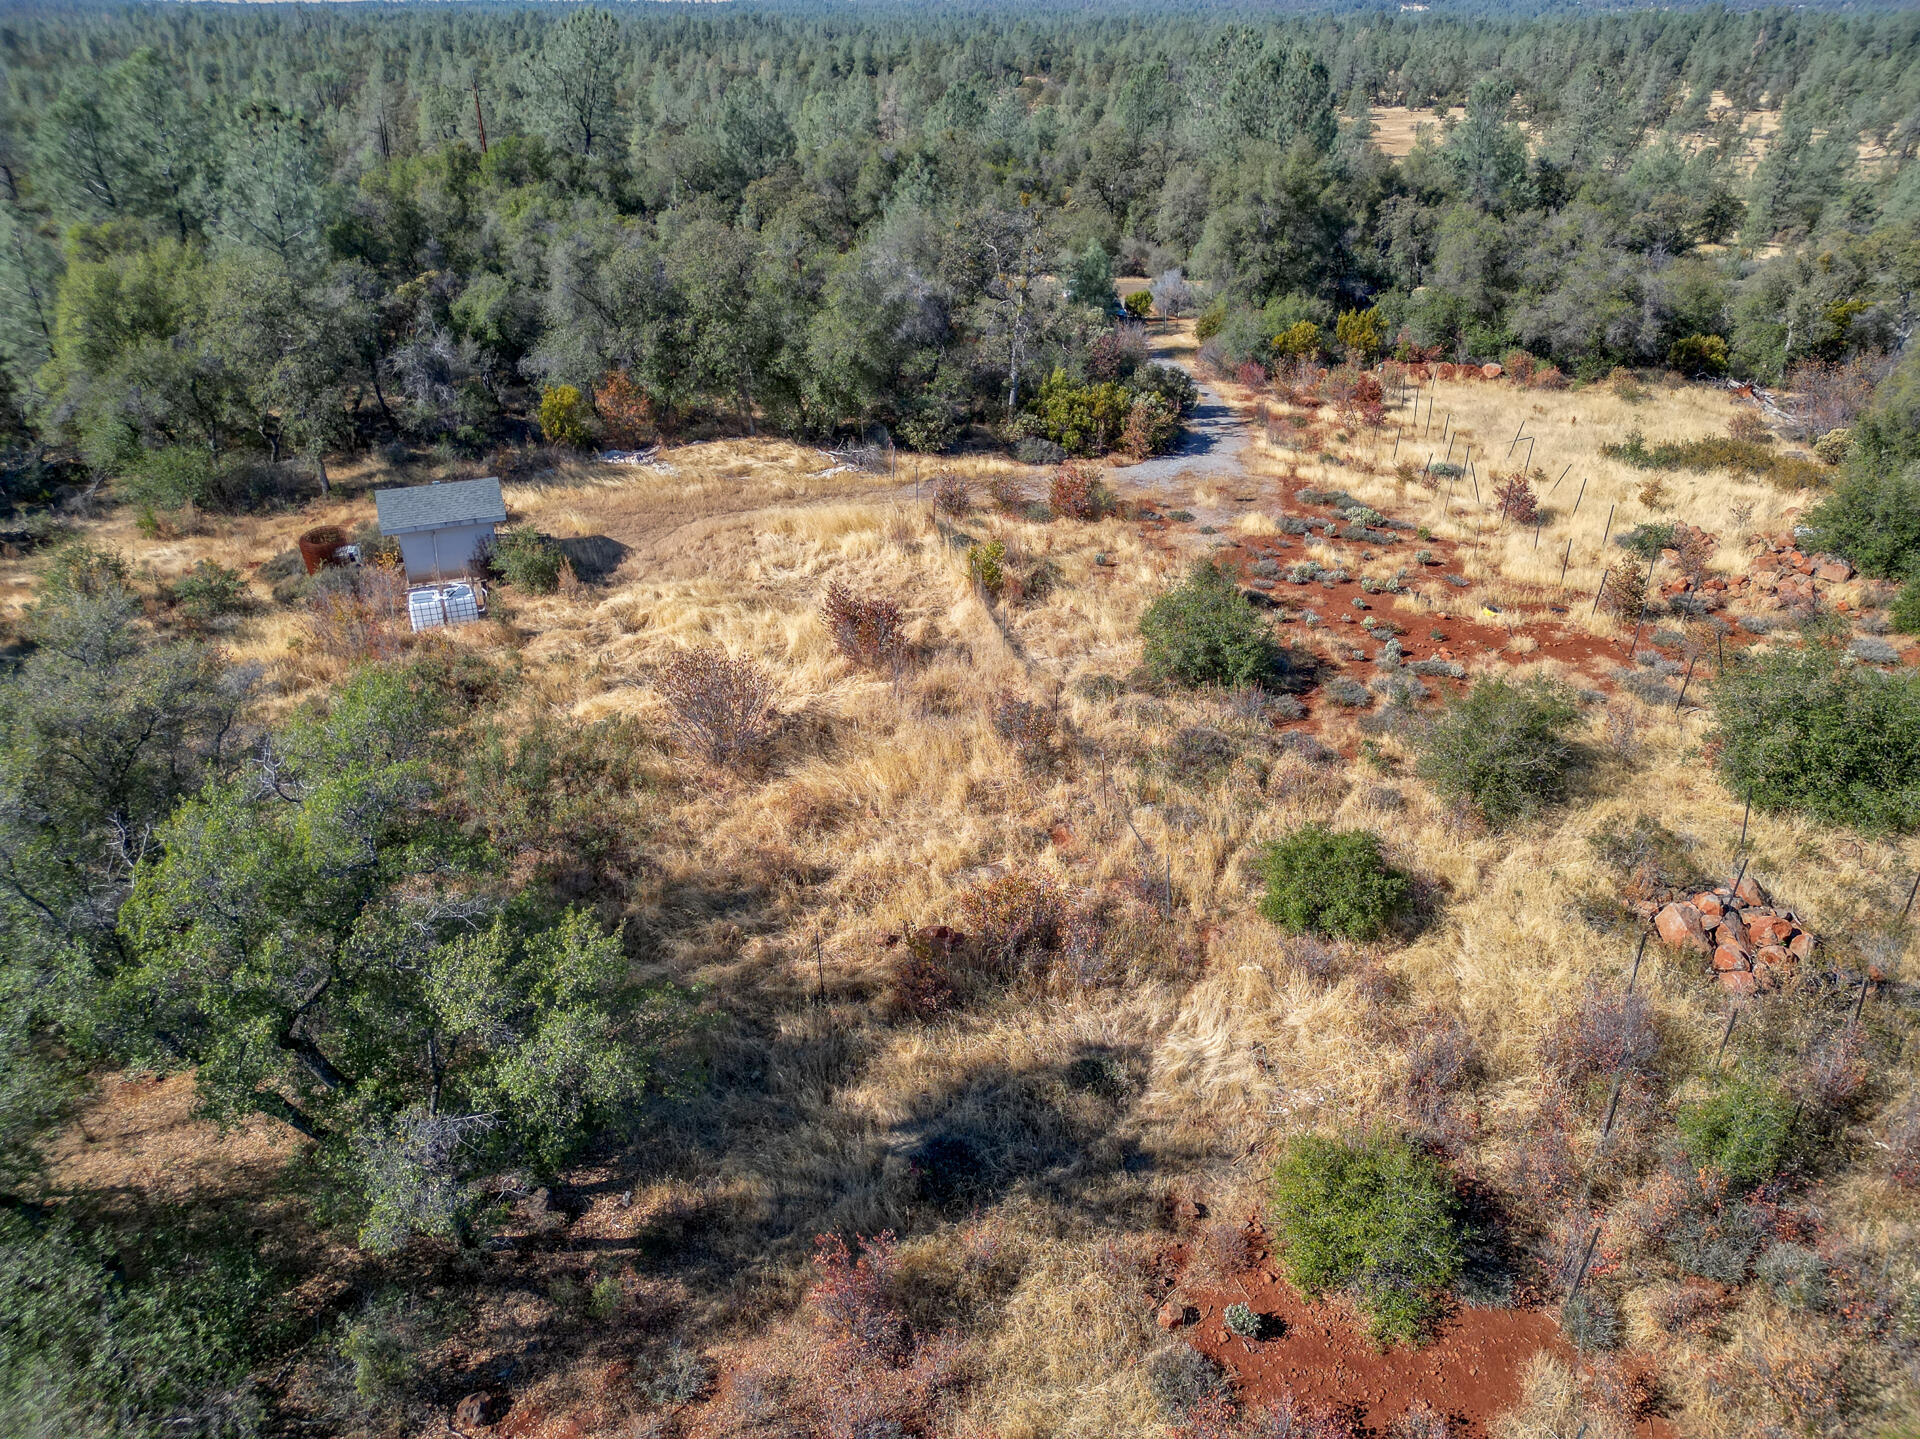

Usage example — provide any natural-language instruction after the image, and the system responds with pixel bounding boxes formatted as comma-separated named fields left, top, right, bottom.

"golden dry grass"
left=1363, top=105, right=1466, bottom=158
left=27, top=418, right=1920, bottom=1436
left=1246, top=370, right=1830, bottom=635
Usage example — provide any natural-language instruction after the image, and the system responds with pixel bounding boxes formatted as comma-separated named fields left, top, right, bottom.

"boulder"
left=1481, top=363, right=1504, bottom=379
left=1693, top=891, right=1725, bottom=918
left=1755, top=944, right=1793, bottom=970
left=1815, top=559, right=1853, bottom=582
left=1712, top=946, right=1751, bottom=973
left=1789, top=931, right=1815, bottom=960
left=1655, top=902, right=1712, bottom=954
left=1158, top=1300, right=1191, bottom=1330
left=1719, top=969, right=1759, bottom=994
left=1747, top=916, right=1795, bottom=947
left=1734, top=875, right=1771, bottom=907
left=454, top=1393, right=506, bottom=1429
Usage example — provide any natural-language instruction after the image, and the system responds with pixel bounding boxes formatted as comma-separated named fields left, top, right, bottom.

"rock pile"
left=1653, top=522, right=1730, bottom=610
left=1729, top=534, right=1854, bottom=609
left=1651, top=876, right=1816, bottom=994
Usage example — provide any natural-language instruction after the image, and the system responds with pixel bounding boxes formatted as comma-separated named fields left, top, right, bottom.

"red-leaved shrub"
left=1050, top=459, right=1112, bottom=521
left=1540, top=988, right=1661, bottom=1088
left=929, top=471, right=971, bottom=516
left=823, top=581, right=907, bottom=671
left=657, top=648, right=777, bottom=769
left=811, top=1231, right=909, bottom=1363
left=1494, top=472, right=1540, bottom=525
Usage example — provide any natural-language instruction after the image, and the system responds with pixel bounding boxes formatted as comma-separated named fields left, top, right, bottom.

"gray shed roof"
left=374, top=477, right=507, bottom=536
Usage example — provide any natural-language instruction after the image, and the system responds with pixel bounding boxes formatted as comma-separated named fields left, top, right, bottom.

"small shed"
left=374, top=477, right=508, bottom=584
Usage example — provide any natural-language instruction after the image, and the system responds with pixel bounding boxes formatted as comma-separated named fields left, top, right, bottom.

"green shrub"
left=170, top=560, right=246, bottom=624
left=1711, top=640, right=1920, bottom=832
left=39, top=542, right=129, bottom=601
left=1677, top=1075, right=1803, bottom=1187
left=1812, top=427, right=1854, bottom=465
left=1139, top=560, right=1281, bottom=689
left=1559, top=1291, right=1621, bottom=1352
left=1602, top=429, right=1823, bottom=489
left=1754, top=1243, right=1827, bottom=1311
left=538, top=384, right=593, bottom=449
left=1335, top=305, right=1385, bottom=364
left=1194, top=296, right=1228, bottom=342
left=490, top=526, right=564, bottom=593
left=1668, top=334, right=1729, bottom=376
left=0, top=1213, right=271, bottom=1437
left=1143, top=1343, right=1227, bottom=1416
left=640, top=1341, right=715, bottom=1404
left=1027, top=369, right=1132, bottom=456
left=1268, top=1131, right=1462, bottom=1345
left=339, top=1294, right=438, bottom=1410
left=1271, top=319, right=1321, bottom=360
left=1256, top=826, right=1410, bottom=940
left=1615, top=521, right=1676, bottom=561
left=1122, top=289, right=1154, bottom=319
left=1806, top=464, right=1920, bottom=578
left=1414, top=677, right=1582, bottom=827
left=121, top=445, right=218, bottom=513
left=968, top=538, right=1006, bottom=594
left=1891, top=578, right=1920, bottom=634
left=1129, top=360, right=1198, bottom=416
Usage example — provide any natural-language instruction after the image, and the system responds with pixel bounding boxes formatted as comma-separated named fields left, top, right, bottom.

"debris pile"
left=1729, top=534, right=1855, bottom=609
left=1649, top=876, right=1816, bottom=994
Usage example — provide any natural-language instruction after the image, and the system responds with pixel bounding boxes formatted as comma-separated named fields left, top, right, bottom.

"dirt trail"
left=1110, top=326, right=1252, bottom=490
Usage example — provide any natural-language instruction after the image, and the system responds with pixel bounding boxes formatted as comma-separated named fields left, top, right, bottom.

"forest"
left=5, top=2, right=1920, bottom=1438
left=0, top=0, right=1915, bottom=498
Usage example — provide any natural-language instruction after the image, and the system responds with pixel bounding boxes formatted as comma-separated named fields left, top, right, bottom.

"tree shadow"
left=556, top=534, right=631, bottom=584
left=886, top=1041, right=1159, bottom=1223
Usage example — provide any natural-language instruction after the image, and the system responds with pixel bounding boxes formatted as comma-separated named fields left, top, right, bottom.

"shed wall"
left=397, top=523, right=495, bottom=582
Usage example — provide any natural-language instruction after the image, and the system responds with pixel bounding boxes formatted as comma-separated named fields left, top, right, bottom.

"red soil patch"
left=1129, top=481, right=1637, bottom=749
left=1181, top=1271, right=1563, bottom=1436
left=1167, top=1220, right=1676, bottom=1439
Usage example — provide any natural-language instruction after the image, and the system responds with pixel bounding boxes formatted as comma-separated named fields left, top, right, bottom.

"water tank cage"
left=408, top=581, right=484, bottom=632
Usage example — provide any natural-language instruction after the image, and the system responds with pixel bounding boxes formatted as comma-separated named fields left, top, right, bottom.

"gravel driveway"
left=1108, top=341, right=1253, bottom=493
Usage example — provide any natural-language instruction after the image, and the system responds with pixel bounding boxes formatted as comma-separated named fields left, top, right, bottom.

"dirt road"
left=1109, top=325, right=1253, bottom=491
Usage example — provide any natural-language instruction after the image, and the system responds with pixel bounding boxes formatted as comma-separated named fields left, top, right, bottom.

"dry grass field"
left=1240, top=369, right=1811, bottom=611
left=20, top=362, right=1920, bottom=1439
left=1363, top=96, right=1879, bottom=175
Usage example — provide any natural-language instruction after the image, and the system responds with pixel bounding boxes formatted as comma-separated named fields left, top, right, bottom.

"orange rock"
left=1694, top=892, right=1725, bottom=918
left=1735, top=875, right=1770, bottom=907
left=1481, top=363, right=1504, bottom=379
left=1789, top=931, right=1815, bottom=960
left=1720, top=970, right=1759, bottom=994
left=1814, top=559, right=1853, bottom=583
left=1712, top=946, right=1751, bottom=973
left=1655, top=902, right=1712, bottom=954
left=1755, top=944, right=1793, bottom=969
left=1747, top=916, right=1795, bottom=947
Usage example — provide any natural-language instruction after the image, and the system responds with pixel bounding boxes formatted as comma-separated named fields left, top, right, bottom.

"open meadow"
left=13, top=356, right=1919, bottom=1439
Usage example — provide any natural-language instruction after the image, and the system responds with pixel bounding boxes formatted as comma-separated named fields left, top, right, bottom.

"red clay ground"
left=1123, top=482, right=1644, bottom=739
left=1108, top=373, right=1917, bottom=748
left=1173, top=1222, right=1676, bottom=1439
